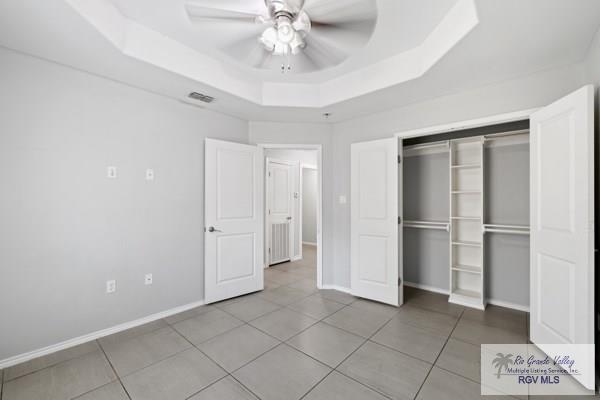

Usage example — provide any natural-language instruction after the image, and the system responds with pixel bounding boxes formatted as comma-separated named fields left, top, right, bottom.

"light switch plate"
left=107, top=166, right=117, bottom=179
left=145, top=169, right=154, bottom=181
left=144, top=273, right=153, bottom=285
left=106, top=280, right=116, bottom=293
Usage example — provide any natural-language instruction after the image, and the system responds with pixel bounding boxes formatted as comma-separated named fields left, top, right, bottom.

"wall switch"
left=338, top=195, right=347, bottom=204
left=107, top=166, right=117, bottom=179
left=106, top=280, right=116, bottom=293
left=145, top=169, right=154, bottom=181
left=144, top=273, right=153, bottom=285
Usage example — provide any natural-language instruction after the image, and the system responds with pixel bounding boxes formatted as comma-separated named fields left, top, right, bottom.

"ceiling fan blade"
left=223, top=35, right=274, bottom=68
left=303, top=29, right=350, bottom=68
left=185, top=3, right=262, bottom=23
left=309, top=20, right=375, bottom=52
left=303, top=0, right=377, bottom=25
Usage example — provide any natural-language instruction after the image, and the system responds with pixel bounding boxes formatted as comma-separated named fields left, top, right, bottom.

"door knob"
left=286, top=217, right=292, bottom=220
left=207, top=226, right=222, bottom=232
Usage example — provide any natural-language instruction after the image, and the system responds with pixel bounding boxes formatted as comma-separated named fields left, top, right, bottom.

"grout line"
left=318, top=305, right=401, bottom=400
left=96, top=339, right=133, bottom=400
left=228, top=374, right=265, bottom=400
left=412, top=307, right=464, bottom=399
left=183, top=375, right=230, bottom=400
left=2, top=343, right=103, bottom=383
left=111, top=343, right=193, bottom=380
left=176, top=276, right=346, bottom=399
left=168, top=316, right=284, bottom=399
left=178, top=328, right=283, bottom=400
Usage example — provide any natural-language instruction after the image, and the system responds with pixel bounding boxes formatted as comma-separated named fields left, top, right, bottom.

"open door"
left=205, top=139, right=263, bottom=304
left=351, top=137, right=402, bottom=306
left=266, top=159, right=294, bottom=265
left=530, top=85, right=595, bottom=389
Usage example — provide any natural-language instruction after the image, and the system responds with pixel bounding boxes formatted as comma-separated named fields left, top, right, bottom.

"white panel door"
left=205, top=139, right=263, bottom=304
left=530, top=85, right=595, bottom=389
left=351, top=137, right=400, bottom=306
left=267, top=159, right=294, bottom=265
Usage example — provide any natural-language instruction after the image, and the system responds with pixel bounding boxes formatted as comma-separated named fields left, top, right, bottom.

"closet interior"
left=402, top=121, right=531, bottom=311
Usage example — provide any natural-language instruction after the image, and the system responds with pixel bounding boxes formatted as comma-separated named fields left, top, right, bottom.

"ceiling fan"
left=185, top=0, right=377, bottom=73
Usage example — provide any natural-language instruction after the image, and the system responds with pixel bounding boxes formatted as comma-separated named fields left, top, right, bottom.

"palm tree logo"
left=492, top=353, right=514, bottom=378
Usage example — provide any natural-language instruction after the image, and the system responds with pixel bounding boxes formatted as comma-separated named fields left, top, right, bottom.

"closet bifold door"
left=529, top=85, right=595, bottom=390
left=449, top=137, right=485, bottom=310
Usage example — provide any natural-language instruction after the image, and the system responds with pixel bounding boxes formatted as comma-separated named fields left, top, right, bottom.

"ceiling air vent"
left=188, top=92, right=215, bottom=104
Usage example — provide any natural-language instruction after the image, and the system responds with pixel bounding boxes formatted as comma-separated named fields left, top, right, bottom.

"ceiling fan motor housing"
left=265, top=0, right=306, bottom=17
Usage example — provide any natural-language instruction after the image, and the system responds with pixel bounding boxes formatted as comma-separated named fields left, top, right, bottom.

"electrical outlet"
left=106, top=280, right=116, bottom=293
left=107, top=166, right=117, bottom=179
left=145, top=169, right=154, bottom=181
left=338, top=195, right=347, bottom=204
left=144, top=273, right=153, bottom=285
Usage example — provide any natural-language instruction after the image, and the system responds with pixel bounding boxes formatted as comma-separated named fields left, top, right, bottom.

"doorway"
left=260, top=145, right=323, bottom=290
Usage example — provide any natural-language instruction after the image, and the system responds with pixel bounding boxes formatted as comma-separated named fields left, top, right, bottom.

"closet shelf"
left=452, top=240, right=482, bottom=247
left=451, top=163, right=481, bottom=169
left=451, top=216, right=481, bottom=221
left=452, top=264, right=481, bottom=274
left=451, top=191, right=481, bottom=194
left=451, top=288, right=482, bottom=299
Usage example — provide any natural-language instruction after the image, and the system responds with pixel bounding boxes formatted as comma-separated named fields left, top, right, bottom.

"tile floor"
left=1, top=245, right=597, bottom=399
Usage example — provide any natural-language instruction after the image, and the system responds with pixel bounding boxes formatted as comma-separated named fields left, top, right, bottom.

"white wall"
left=329, top=63, right=587, bottom=288
left=0, top=48, right=248, bottom=361
left=249, top=122, right=333, bottom=283
left=585, top=27, right=600, bottom=85
left=302, top=168, right=318, bottom=244
left=265, top=149, right=317, bottom=167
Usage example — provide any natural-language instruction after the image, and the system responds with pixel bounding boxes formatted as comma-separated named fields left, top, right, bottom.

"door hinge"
left=398, top=216, right=402, bottom=224
left=268, top=171, right=271, bottom=177
left=397, top=155, right=402, bottom=164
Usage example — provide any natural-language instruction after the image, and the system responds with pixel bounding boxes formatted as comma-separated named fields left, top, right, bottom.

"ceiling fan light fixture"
left=259, top=27, right=278, bottom=51
left=288, top=33, right=305, bottom=54
left=276, top=19, right=294, bottom=43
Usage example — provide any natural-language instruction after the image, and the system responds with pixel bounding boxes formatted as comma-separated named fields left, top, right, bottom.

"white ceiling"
left=0, top=0, right=599, bottom=122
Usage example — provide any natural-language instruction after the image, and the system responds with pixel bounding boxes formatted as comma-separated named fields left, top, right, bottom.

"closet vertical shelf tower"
left=449, top=137, right=485, bottom=310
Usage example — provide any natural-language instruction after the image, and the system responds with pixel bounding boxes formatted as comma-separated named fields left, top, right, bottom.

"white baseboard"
left=322, top=281, right=529, bottom=313
left=487, top=299, right=530, bottom=313
left=320, top=284, right=352, bottom=294
left=403, top=281, right=530, bottom=312
left=404, top=281, right=449, bottom=295
left=302, top=242, right=317, bottom=246
left=0, top=300, right=205, bottom=369
left=291, top=255, right=303, bottom=262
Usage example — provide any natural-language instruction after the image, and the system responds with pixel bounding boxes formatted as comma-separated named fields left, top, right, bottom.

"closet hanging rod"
left=484, top=228, right=530, bottom=236
left=484, top=224, right=529, bottom=229
left=404, top=220, right=450, bottom=232
left=484, top=129, right=529, bottom=140
left=483, top=224, right=530, bottom=236
left=404, top=220, right=449, bottom=225
left=403, top=140, right=449, bottom=151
